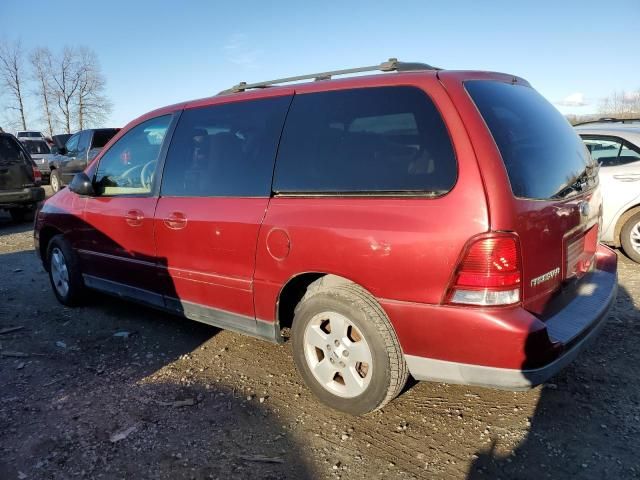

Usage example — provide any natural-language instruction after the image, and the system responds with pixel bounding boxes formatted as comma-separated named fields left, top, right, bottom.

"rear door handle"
left=125, top=209, right=144, bottom=227
left=164, top=211, right=187, bottom=230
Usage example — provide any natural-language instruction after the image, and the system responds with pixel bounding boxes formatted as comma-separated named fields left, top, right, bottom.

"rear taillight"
left=32, top=165, right=42, bottom=184
left=448, top=233, right=521, bottom=306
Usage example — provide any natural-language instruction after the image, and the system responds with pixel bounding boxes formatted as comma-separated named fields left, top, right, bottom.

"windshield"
left=18, top=131, right=42, bottom=138
left=22, top=140, right=50, bottom=154
left=466, top=80, right=596, bottom=200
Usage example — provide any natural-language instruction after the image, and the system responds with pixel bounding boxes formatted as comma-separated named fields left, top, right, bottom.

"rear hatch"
left=453, top=76, right=601, bottom=315
left=0, top=135, right=35, bottom=191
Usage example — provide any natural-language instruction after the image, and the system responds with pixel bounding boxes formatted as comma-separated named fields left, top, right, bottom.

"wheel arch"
left=613, top=204, right=640, bottom=247
left=38, top=226, right=63, bottom=269
left=275, top=272, right=388, bottom=332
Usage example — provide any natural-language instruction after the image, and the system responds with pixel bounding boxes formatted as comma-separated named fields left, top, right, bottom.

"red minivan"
left=34, top=60, right=617, bottom=414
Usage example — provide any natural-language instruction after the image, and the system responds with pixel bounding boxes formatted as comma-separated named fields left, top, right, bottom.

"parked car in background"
left=48, top=128, right=119, bottom=193
left=16, top=130, right=45, bottom=140
left=575, top=118, right=640, bottom=263
left=35, top=59, right=617, bottom=414
left=0, top=133, right=45, bottom=222
left=20, top=137, right=54, bottom=183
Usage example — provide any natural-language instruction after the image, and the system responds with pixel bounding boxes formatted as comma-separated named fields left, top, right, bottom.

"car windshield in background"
left=92, top=129, right=120, bottom=148
left=18, top=132, right=41, bottom=138
left=22, top=140, right=50, bottom=155
left=466, top=80, right=595, bottom=200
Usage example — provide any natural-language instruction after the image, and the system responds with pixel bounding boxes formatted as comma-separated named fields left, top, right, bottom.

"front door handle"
left=164, top=211, right=187, bottom=230
left=125, top=209, right=144, bottom=227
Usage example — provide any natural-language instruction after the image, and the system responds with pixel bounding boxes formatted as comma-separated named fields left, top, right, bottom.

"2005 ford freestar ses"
left=34, top=59, right=617, bottom=415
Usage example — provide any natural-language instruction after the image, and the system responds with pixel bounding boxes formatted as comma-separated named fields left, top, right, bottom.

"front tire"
left=46, top=235, right=85, bottom=306
left=620, top=211, right=640, bottom=263
left=50, top=169, right=61, bottom=193
left=291, top=279, right=408, bottom=415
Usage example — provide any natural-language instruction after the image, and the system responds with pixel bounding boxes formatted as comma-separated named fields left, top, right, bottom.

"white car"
left=575, top=119, right=640, bottom=262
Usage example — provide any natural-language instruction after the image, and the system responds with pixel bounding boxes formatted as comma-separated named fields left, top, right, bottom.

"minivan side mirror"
left=69, top=172, right=96, bottom=196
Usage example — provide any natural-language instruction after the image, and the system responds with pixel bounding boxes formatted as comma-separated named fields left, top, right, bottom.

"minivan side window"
left=273, top=87, right=457, bottom=194
left=161, top=95, right=292, bottom=197
left=94, top=115, right=171, bottom=196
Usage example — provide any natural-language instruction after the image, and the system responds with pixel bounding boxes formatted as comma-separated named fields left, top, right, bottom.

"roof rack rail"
left=574, top=117, right=640, bottom=126
left=218, top=58, right=440, bottom=95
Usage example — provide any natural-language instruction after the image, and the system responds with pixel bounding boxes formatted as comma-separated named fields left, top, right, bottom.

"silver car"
left=575, top=119, right=640, bottom=262
left=19, top=137, right=53, bottom=182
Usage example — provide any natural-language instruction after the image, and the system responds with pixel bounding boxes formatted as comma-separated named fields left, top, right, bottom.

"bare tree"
left=30, top=47, right=56, bottom=137
left=75, top=48, right=112, bottom=130
left=50, top=47, right=84, bottom=134
left=0, top=39, right=29, bottom=130
left=598, top=89, right=640, bottom=118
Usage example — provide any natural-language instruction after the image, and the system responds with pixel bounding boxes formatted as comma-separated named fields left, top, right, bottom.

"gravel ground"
left=1, top=193, right=639, bottom=479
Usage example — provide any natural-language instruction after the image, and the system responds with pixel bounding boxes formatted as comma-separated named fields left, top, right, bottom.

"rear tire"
left=46, top=234, right=85, bottom=306
left=291, top=278, right=408, bottom=415
left=620, top=212, right=640, bottom=263
left=50, top=169, right=61, bottom=193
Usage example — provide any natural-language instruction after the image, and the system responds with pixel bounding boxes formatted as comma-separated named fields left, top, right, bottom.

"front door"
left=79, top=115, right=174, bottom=307
left=153, top=95, right=292, bottom=336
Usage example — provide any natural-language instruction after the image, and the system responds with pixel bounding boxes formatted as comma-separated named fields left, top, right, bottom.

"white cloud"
left=556, top=92, right=589, bottom=107
left=222, top=33, right=262, bottom=69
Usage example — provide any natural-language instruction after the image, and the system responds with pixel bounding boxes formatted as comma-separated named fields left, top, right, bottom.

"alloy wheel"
left=51, top=173, right=59, bottom=192
left=630, top=220, right=640, bottom=255
left=50, top=247, right=70, bottom=297
left=303, top=311, right=373, bottom=398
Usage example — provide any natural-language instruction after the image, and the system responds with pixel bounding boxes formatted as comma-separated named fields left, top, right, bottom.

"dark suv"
left=0, top=133, right=45, bottom=222
left=34, top=59, right=617, bottom=414
left=49, top=128, right=119, bottom=193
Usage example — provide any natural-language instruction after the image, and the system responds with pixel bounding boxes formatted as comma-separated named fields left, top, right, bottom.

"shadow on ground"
left=0, top=248, right=313, bottom=479
left=468, top=258, right=640, bottom=479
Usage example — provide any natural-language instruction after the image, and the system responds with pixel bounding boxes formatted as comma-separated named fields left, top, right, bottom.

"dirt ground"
left=1, top=191, right=639, bottom=480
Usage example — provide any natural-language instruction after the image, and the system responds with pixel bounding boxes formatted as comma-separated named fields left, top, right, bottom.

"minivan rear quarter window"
left=273, top=86, right=457, bottom=195
left=466, top=80, right=595, bottom=200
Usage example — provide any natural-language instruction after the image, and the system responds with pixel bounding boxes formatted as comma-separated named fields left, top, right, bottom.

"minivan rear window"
left=273, top=86, right=456, bottom=195
left=466, top=80, right=595, bottom=200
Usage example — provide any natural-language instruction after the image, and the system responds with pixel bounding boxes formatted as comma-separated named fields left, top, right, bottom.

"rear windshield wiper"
left=552, top=165, right=598, bottom=199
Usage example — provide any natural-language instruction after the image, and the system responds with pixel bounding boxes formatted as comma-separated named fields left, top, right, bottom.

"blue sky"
left=2, top=0, right=639, bottom=128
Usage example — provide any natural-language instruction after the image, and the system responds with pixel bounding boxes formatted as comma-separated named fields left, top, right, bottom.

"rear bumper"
left=385, top=245, right=617, bottom=390
left=0, top=187, right=45, bottom=208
